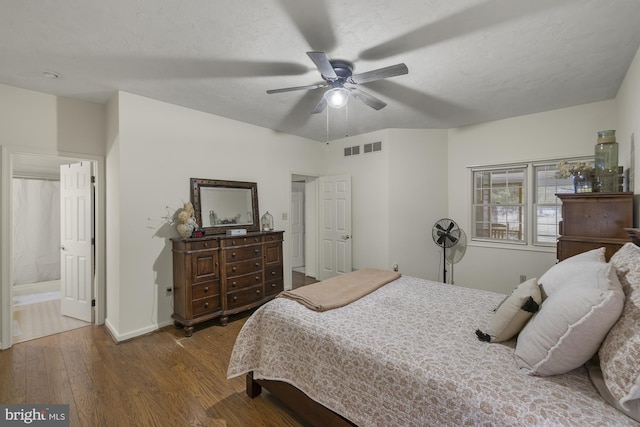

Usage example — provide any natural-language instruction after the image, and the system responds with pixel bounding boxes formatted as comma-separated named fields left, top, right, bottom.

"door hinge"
left=91, top=175, right=96, bottom=183
left=91, top=299, right=96, bottom=307
left=91, top=237, right=95, bottom=245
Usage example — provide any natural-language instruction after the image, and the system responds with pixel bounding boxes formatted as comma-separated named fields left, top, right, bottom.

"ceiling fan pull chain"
left=326, top=106, right=329, bottom=144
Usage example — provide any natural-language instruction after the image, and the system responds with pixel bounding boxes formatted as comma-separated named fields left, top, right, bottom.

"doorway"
left=1, top=148, right=105, bottom=349
left=290, top=174, right=319, bottom=289
left=11, top=154, right=92, bottom=342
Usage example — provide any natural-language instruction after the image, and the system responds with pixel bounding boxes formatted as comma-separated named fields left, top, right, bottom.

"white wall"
left=108, top=91, right=323, bottom=340
left=388, top=129, right=449, bottom=280
left=447, top=100, right=618, bottom=293
left=616, top=45, right=640, bottom=225
left=321, top=128, right=449, bottom=280
left=0, top=84, right=105, bottom=348
left=322, top=130, right=391, bottom=271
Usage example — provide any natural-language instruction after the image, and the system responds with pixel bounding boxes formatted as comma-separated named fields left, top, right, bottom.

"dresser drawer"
left=264, top=280, right=283, bottom=297
left=265, top=266, right=282, bottom=281
left=221, top=236, right=261, bottom=248
left=192, top=295, right=221, bottom=317
left=186, top=240, right=219, bottom=251
left=227, top=259, right=263, bottom=277
left=225, top=245, right=262, bottom=262
left=228, top=272, right=262, bottom=291
left=192, top=281, right=220, bottom=300
left=262, top=232, right=283, bottom=243
left=227, top=285, right=263, bottom=309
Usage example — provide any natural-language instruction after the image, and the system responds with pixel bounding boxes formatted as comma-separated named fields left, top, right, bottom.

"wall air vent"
left=364, top=141, right=382, bottom=153
left=344, top=145, right=360, bottom=157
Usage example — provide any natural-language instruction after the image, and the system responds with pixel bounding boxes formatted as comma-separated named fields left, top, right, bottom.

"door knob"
left=59, top=245, right=66, bottom=250
left=341, top=235, right=351, bottom=240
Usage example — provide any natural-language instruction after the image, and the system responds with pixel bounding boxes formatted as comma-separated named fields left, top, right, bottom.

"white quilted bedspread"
left=227, top=275, right=637, bottom=426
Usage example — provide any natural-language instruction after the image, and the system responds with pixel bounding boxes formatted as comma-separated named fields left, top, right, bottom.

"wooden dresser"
left=171, top=231, right=284, bottom=336
left=556, top=192, right=633, bottom=261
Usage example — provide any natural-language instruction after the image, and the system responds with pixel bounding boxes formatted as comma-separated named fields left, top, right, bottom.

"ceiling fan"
left=267, top=51, right=408, bottom=114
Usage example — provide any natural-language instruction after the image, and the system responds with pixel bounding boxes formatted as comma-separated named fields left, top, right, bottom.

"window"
left=470, top=158, right=593, bottom=247
left=472, top=167, right=526, bottom=243
left=533, top=159, right=593, bottom=245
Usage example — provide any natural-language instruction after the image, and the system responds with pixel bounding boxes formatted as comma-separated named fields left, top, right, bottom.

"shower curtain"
left=12, top=178, right=61, bottom=285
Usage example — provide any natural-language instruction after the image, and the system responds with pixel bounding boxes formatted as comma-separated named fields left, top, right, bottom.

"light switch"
left=281, top=212, right=288, bottom=220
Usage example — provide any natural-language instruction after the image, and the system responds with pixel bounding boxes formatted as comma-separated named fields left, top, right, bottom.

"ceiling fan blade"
left=350, top=88, right=386, bottom=110
left=349, top=63, right=408, bottom=84
left=311, top=96, right=328, bottom=114
left=359, top=0, right=562, bottom=60
left=267, top=83, right=327, bottom=94
left=307, top=51, right=337, bottom=79
left=277, top=0, right=337, bottom=51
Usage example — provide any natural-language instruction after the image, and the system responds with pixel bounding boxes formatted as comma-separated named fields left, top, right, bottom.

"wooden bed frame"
left=246, top=372, right=355, bottom=427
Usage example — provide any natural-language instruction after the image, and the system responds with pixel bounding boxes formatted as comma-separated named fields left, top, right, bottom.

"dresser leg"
left=184, top=326, right=194, bottom=337
left=220, top=315, right=229, bottom=326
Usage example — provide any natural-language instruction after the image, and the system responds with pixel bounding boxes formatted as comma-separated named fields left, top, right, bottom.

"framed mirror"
left=190, top=178, right=260, bottom=234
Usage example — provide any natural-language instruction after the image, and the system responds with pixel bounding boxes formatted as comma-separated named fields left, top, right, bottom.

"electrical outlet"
left=166, top=287, right=173, bottom=296
left=393, top=263, right=399, bottom=272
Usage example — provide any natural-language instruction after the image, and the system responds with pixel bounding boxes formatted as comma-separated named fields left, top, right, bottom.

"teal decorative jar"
left=594, top=130, right=618, bottom=192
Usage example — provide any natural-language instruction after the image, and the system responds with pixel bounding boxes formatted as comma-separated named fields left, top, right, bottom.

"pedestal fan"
left=432, top=218, right=461, bottom=284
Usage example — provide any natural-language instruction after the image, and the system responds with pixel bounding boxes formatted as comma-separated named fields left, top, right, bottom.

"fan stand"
left=442, top=246, right=448, bottom=284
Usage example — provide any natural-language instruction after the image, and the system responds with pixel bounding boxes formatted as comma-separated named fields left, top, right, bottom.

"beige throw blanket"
left=278, top=268, right=400, bottom=311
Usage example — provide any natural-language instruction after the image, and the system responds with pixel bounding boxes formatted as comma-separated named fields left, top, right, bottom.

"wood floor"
left=13, top=298, right=91, bottom=344
left=292, top=271, right=319, bottom=289
left=1, top=311, right=313, bottom=426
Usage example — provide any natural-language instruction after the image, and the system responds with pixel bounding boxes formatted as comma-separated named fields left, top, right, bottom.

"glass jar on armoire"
left=594, top=130, right=619, bottom=192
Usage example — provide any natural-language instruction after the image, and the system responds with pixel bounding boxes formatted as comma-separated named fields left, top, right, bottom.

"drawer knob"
left=256, top=289, right=261, bottom=294
left=271, top=271, right=276, bottom=276
left=232, top=267, right=237, bottom=272
left=271, top=283, right=276, bottom=288
left=204, top=243, right=208, bottom=247
left=204, top=286, right=209, bottom=292
left=232, top=252, right=236, bottom=257
left=254, top=249, right=259, bottom=253
left=232, top=240, right=236, bottom=245
left=232, top=281, right=237, bottom=287
left=255, top=263, right=259, bottom=267
left=204, top=302, right=209, bottom=308
left=255, top=276, right=260, bottom=281
left=233, top=296, right=237, bottom=302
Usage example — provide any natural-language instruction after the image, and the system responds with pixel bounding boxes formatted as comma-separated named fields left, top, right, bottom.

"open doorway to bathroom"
left=11, top=153, right=92, bottom=343
left=290, top=174, right=319, bottom=289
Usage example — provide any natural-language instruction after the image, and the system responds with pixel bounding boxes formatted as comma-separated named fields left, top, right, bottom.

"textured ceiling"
left=2, top=0, right=640, bottom=142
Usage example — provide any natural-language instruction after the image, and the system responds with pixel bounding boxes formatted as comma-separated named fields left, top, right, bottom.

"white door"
left=60, top=162, right=94, bottom=322
left=318, top=175, right=352, bottom=280
left=291, top=182, right=305, bottom=269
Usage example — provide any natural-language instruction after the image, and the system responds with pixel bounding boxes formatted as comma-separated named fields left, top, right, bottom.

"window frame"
left=470, top=164, right=528, bottom=245
left=469, top=156, right=594, bottom=248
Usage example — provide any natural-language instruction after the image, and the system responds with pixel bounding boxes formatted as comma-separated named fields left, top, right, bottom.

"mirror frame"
left=190, top=178, right=260, bottom=235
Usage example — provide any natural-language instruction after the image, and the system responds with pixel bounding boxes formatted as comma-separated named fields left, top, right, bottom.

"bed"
left=228, top=238, right=640, bottom=426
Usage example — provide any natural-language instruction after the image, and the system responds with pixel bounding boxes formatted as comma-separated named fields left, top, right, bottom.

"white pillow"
left=538, top=247, right=606, bottom=298
left=476, top=278, right=541, bottom=343
left=515, top=263, right=624, bottom=376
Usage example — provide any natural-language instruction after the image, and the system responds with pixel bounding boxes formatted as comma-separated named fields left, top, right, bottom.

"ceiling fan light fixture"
left=324, top=87, right=350, bottom=109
